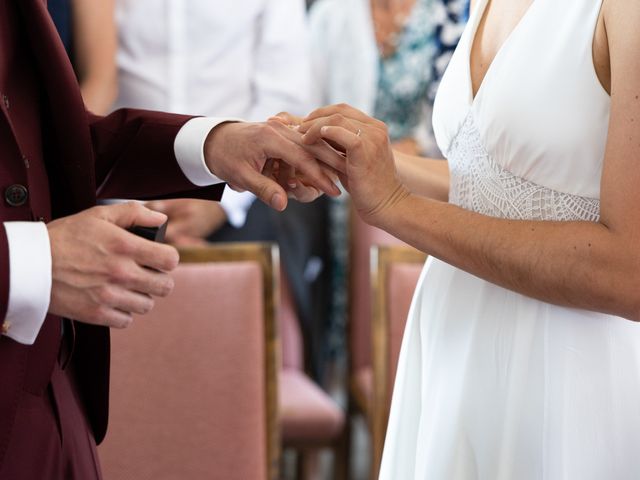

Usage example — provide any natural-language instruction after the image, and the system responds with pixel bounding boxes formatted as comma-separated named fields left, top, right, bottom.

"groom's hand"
left=203, top=121, right=344, bottom=211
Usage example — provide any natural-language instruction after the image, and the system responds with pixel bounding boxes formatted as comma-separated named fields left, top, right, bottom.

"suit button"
left=2, top=94, right=9, bottom=110
left=5, top=184, right=28, bottom=207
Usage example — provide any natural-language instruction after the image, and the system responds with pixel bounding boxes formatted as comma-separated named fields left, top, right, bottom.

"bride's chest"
left=433, top=0, right=610, bottom=198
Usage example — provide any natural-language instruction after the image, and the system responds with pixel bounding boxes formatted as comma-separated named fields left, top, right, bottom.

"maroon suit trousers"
left=0, top=342, right=102, bottom=480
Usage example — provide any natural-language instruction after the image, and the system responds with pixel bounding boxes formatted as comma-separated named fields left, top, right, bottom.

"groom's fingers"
left=317, top=126, right=363, bottom=154
left=238, top=165, right=289, bottom=211
left=261, top=131, right=340, bottom=197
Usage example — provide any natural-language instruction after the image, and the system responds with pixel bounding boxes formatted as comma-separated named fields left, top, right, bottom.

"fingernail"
left=288, top=180, right=298, bottom=189
left=321, top=126, right=329, bottom=135
left=270, top=193, right=285, bottom=211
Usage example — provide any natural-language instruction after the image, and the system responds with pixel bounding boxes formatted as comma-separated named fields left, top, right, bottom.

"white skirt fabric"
left=379, top=257, right=640, bottom=479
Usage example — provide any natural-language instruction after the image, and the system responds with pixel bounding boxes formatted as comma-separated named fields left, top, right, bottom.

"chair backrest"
left=349, top=211, right=406, bottom=374
left=98, top=243, right=280, bottom=480
left=279, top=273, right=304, bottom=371
left=370, top=245, right=428, bottom=478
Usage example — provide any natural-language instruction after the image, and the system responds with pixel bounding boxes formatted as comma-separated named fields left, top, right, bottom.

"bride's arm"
left=394, top=151, right=450, bottom=202
left=300, top=1, right=640, bottom=321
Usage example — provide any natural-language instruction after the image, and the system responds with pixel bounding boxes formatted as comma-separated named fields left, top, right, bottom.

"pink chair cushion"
left=350, top=214, right=405, bottom=371
left=279, top=273, right=303, bottom=370
left=280, top=369, right=345, bottom=442
left=386, top=263, right=423, bottom=404
left=99, top=262, right=268, bottom=480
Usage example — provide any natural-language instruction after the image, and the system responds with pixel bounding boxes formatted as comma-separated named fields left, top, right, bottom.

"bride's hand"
left=298, top=104, right=409, bottom=226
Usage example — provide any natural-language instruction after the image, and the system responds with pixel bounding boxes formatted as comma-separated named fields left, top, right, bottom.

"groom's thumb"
left=244, top=169, right=288, bottom=211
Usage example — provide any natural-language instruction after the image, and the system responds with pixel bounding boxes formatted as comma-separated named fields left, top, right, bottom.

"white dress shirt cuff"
left=174, top=117, right=243, bottom=186
left=219, top=190, right=256, bottom=229
left=3, top=222, right=52, bottom=345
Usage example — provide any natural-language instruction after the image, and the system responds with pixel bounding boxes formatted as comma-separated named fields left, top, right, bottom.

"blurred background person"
left=114, top=0, right=333, bottom=382
left=308, top=0, right=470, bottom=385
left=309, top=0, right=469, bottom=157
left=48, top=0, right=117, bottom=114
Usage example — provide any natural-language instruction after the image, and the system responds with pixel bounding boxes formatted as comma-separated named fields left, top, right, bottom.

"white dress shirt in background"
left=309, top=0, right=438, bottom=159
left=114, top=0, right=313, bottom=227
left=308, top=0, right=378, bottom=116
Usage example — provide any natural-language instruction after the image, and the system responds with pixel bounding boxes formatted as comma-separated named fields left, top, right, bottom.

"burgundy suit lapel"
left=16, top=0, right=95, bottom=212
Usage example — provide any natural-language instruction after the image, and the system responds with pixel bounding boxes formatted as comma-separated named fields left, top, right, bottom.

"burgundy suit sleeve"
left=0, top=227, right=8, bottom=322
left=88, top=109, right=225, bottom=202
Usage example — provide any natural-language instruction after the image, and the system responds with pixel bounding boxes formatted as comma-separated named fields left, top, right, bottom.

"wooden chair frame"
left=179, top=242, right=281, bottom=480
left=370, top=245, right=428, bottom=479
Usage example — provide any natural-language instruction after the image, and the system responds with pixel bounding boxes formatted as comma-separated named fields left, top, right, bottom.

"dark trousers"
left=209, top=197, right=333, bottom=381
left=0, top=343, right=102, bottom=480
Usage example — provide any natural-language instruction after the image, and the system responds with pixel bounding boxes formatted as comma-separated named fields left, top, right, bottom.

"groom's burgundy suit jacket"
left=0, top=0, right=225, bottom=468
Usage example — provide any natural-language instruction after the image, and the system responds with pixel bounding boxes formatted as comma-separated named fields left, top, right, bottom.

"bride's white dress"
left=379, top=0, right=640, bottom=479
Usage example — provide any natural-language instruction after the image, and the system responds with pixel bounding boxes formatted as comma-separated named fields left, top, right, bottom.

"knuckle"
left=108, top=260, right=131, bottom=283
left=266, top=117, right=282, bottom=128
left=139, top=297, right=155, bottom=315
left=89, top=206, right=111, bottom=224
left=145, top=298, right=155, bottom=314
left=163, top=246, right=180, bottom=271
left=121, top=318, right=133, bottom=329
left=372, top=129, right=385, bottom=143
left=95, top=285, right=116, bottom=306
left=258, top=122, right=274, bottom=136
left=90, top=205, right=106, bottom=217
left=126, top=200, right=142, bottom=212
left=158, top=276, right=175, bottom=297
left=93, top=305, right=112, bottom=324
left=116, top=314, right=133, bottom=329
left=110, top=233, right=134, bottom=255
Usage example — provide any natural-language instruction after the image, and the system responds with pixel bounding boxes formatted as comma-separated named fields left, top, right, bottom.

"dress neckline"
left=467, top=0, right=537, bottom=104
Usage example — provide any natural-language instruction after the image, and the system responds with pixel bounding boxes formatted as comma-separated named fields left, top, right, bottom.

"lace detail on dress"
left=447, top=113, right=601, bottom=222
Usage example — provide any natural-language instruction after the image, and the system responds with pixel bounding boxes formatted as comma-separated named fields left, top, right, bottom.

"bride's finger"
left=286, top=179, right=322, bottom=203
left=303, top=104, right=373, bottom=126
left=267, top=119, right=347, bottom=174
left=300, top=114, right=361, bottom=146
left=269, top=111, right=303, bottom=127
left=318, top=125, right=363, bottom=153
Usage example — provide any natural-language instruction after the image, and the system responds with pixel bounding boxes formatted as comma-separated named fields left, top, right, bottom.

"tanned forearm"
left=377, top=194, right=640, bottom=320
left=394, top=151, right=450, bottom=202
